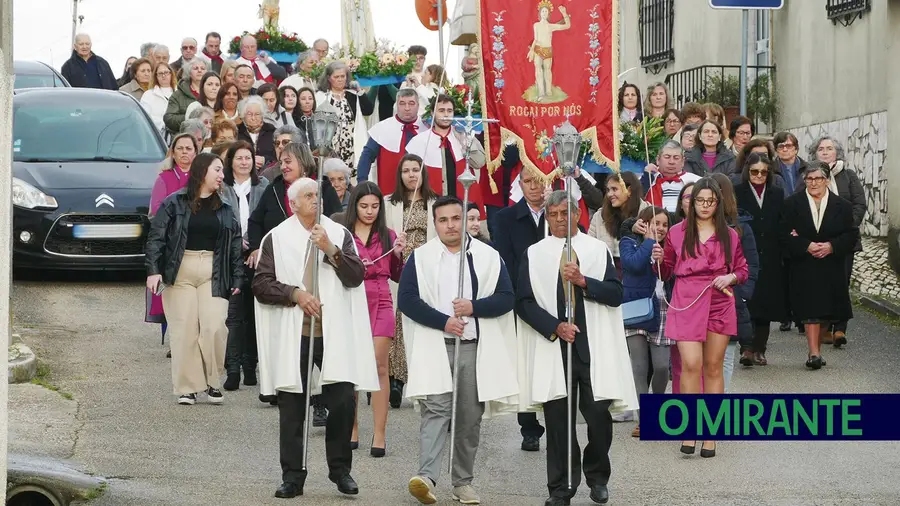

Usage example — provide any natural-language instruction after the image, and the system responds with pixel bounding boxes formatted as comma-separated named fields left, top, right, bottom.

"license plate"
left=72, top=224, right=143, bottom=239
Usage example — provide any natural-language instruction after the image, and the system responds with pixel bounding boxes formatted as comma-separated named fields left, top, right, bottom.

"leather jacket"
left=145, top=189, right=244, bottom=298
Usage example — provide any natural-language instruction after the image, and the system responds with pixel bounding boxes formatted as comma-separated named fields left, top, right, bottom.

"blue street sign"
left=709, top=0, right=784, bottom=8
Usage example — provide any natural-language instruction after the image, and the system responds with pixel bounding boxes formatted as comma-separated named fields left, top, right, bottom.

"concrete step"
left=7, top=454, right=107, bottom=505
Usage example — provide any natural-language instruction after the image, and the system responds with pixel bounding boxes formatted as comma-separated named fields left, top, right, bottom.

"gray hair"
left=658, top=139, right=685, bottom=157
left=238, top=96, right=266, bottom=122
left=183, top=57, right=208, bottom=73
left=318, top=61, right=349, bottom=92
left=274, top=124, right=304, bottom=143
left=154, top=44, right=169, bottom=55
left=281, top=141, right=316, bottom=173
left=808, top=135, right=845, bottom=162
left=544, top=190, right=579, bottom=211
left=74, top=33, right=91, bottom=44
left=295, top=50, right=316, bottom=68
left=802, top=160, right=832, bottom=180
left=396, top=87, right=419, bottom=102
left=323, top=157, right=352, bottom=177
left=313, top=38, right=329, bottom=47
left=140, top=42, right=156, bottom=58
left=182, top=37, right=198, bottom=46
left=188, top=106, right=214, bottom=120
left=287, top=177, right=318, bottom=202
left=180, top=118, right=208, bottom=138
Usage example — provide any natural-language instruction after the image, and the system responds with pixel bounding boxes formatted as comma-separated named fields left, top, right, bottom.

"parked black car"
left=14, top=60, right=70, bottom=89
left=12, top=88, right=166, bottom=270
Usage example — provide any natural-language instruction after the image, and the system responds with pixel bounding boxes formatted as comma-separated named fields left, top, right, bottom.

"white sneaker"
left=408, top=476, right=437, bottom=505
left=452, top=485, right=481, bottom=504
left=611, top=410, right=634, bottom=422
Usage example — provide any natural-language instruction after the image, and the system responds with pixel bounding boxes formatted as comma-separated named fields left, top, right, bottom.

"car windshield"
left=13, top=98, right=166, bottom=163
left=14, top=73, right=64, bottom=89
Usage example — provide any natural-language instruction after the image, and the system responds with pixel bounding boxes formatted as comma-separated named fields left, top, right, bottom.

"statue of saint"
left=259, top=0, right=280, bottom=33
left=341, top=0, right=376, bottom=57
left=524, top=0, right=571, bottom=104
left=461, top=43, right=481, bottom=96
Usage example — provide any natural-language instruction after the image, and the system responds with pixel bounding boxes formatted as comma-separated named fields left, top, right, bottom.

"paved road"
left=10, top=272, right=900, bottom=505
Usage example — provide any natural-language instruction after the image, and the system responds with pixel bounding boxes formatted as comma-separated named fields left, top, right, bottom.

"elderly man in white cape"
left=397, top=195, right=519, bottom=506
left=516, top=190, right=638, bottom=506
left=252, top=177, right=380, bottom=499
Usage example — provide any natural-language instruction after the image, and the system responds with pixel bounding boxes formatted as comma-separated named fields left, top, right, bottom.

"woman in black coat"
left=237, top=96, right=277, bottom=167
left=783, top=161, right=859, bottom=370
left=734, top=153, right=788, bottom=366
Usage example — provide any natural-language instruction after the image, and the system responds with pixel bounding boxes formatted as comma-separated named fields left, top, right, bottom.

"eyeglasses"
left=749, top=169, right=768, bottom=176
left=735, top=130, right=753, bottom=137
left=275, top=139, right=292, bottom=147
left=805, top=176, right=827, bottom=184
left=182, top=45, right=196, bottom=51
left=694, top=197, right=718, bottom=208
left=157, top=71, right=172, bottom=76
left=665, top=118, right=682, bottom=125
left=776, top=143, right=796, bottom=150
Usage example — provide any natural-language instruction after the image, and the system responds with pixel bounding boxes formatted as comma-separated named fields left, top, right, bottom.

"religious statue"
left=341, top=0, right=376, bottom=57
left=259, top=0, right=280, bottom=33
left=461, top=43, right=481, bottom=96
left=523, top=0, right=571, bottom=104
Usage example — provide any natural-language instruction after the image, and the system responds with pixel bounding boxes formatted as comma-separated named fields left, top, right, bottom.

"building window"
left=826, top=0, right=871, bottom=26
left=639, top=0, right=674, bottom=73
left=755, top=9, right=770, bottom=67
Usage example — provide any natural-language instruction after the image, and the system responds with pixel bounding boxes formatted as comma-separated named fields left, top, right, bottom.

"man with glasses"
left=171, top=37, right=198, bottom=77
left=641, top=139, right=701, bottom=213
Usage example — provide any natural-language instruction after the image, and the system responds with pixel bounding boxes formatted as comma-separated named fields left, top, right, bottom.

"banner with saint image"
left=477, top=0, right=620, bottom=189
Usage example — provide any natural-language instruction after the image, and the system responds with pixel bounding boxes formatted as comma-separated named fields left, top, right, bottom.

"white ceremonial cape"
left=316, top=90, right=370, bottom=170
left=235, top=56, right=272, bottom=88
left=367, top=116, right=427, bottom=184
left=517, top=233, right=639, bottom=415
left=254, top=215, right=380, bottom=396
left=402, top=237, right=520, bottom=418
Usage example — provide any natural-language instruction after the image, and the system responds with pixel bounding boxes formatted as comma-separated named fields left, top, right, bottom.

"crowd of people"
left=61, top=30, right=865, bottom=506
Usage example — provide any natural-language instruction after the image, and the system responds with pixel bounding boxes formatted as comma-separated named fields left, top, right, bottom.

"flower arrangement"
left=423, top=84, right=483, bottom=120
left=228, top=29, right=307, bottom=55
left=303, top=40, right=415, bottom=86
left=579, top=117, right=667, bottom=164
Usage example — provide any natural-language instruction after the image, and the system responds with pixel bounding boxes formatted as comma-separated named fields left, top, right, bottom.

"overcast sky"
left=13, top=0, right=464, bottom=81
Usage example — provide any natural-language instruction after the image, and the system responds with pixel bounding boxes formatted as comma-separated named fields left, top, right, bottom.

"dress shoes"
left=334, top=474, right=359, bottom=495
left=521, top=435, right=540, bottom=451
left=274, top=482, right=302, bottom=498
left=590, top=484, right=610, bottom=504
left=544, top=497, right=570, bottom=506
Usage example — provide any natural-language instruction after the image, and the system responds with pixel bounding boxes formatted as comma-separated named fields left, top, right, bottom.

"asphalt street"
left=9, top=271, right=900, bottom=505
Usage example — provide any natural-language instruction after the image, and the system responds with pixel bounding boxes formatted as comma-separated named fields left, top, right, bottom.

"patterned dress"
left=389, top=199, right=428, bottom=383
left=329, top=94, right=356, bottom=174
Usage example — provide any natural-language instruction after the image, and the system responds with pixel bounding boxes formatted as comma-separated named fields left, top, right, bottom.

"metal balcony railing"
left=664, top=65, right=777, bottom=133
left=639, top=0, right=675, bottom=72
left=826, top=0, right=871, bottom=26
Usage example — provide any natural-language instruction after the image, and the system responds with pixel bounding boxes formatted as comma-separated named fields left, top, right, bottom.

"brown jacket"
left=252, top=227, right=365, bottom=307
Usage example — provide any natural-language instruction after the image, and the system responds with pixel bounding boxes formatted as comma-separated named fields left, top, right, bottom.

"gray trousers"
left=417, top=342, right=484, bottom=487
left=626, top=335, right=671, bottom=420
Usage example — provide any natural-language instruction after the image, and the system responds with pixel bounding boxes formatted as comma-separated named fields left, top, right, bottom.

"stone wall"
left=788, top=111, right=888, bottom=237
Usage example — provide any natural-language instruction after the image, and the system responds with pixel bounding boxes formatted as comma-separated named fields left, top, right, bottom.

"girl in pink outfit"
left=652, top=177, right=748, bottom=458
left=344, top=181, right=406, bottom=457
left=145, top=134, right=199, bottom=347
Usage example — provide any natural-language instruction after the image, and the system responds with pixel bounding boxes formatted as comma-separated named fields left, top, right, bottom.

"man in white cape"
left=397, top=196, right=519, bottom=505
left=252, top=177, right=379, bottom=499
left=356, top=88, right=425, bottom=193
left=515, top=190, right=638, bottom=506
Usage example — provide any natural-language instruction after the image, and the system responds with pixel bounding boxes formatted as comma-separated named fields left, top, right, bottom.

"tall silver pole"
left=301, top=154, right=326, bottom=471
left=563, top=169, right=574, bottom=493
left=70, top=0, right=79, bottom=48
left=0, top=0, right=13, bottom=498
left=739, top=9, right=749, bottom=116
left=436, top=0, right=445, bottom=68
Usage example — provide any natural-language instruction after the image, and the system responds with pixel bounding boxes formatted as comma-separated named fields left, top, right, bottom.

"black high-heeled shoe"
left=370, top=435, right=385, bottom=458
left=700, top=442, right=716, bottom=458
left=680, top=442, right=696, bottom=455
left=366, top=392, right=371, bottom=405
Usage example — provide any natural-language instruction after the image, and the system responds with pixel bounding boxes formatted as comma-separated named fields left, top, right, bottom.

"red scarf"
left=398, top=115, right=419, bottom=152
left=202, top=50, right=224, bottom=66
left=644, top=172, right=685, bottom=207
left=283, top=180, right=294, bottom=217
left=251, top=59, right=274, bottom=83
left=189, top=86, right=200, bottom=99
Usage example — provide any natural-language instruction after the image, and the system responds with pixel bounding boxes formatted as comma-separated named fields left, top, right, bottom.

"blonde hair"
left=219, top=59, right=239, bottom=83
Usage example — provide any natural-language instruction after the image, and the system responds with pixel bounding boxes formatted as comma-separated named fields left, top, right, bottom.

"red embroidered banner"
left=478, top=0, right=620, bottom=189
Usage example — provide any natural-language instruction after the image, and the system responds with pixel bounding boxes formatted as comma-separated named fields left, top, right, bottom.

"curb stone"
left=858, top=293, right=900, bottom=320
left=8, top=342, right=37, bottom=384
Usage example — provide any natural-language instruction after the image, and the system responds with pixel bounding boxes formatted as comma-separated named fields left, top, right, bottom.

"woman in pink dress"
left=344, top=181, right=406, bottom=457
left=652, top=177, right=748, bottom=458
left=145, top=133, right=199, bottom=352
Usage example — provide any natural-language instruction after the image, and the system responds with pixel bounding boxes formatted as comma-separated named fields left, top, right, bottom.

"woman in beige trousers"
left=145, top=152, right=245, bottom=405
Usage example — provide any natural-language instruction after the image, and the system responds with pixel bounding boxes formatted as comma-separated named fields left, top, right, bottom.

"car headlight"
left=12, top=178, right=58, bottom=210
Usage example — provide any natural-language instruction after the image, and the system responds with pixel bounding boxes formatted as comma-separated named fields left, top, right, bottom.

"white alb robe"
left=517, top=233, right=639, bottom=414
left=402, top=237, right=519, bottom=418
left=254, top=216, right=380, bottom=396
